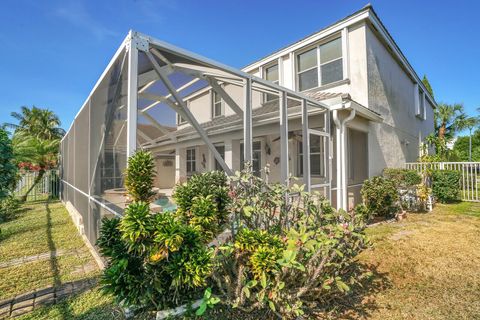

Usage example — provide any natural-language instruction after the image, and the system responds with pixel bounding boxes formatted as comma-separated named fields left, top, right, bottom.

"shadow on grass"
left=45, top=197, right=75, bottom=320
left=312, top=263, right=392, bottom=319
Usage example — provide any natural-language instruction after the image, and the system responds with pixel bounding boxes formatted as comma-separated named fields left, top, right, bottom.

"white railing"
left=405, top=162, right=480, bottom=202
left=14, top=170, right=60, bottom=201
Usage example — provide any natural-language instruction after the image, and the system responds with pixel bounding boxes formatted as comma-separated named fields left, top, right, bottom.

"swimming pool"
left=154, top=196, right=177, bottom=212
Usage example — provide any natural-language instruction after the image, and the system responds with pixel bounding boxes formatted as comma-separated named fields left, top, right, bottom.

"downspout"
left=332, top=110, right=342, bottom=210
left=332, top=107, right=356, bottom=211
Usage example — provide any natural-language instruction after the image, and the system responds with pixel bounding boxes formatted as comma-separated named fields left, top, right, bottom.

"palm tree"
left=4, top=106, right=65, bottom=201
left=13, top=133, right=60, bottom=201
left=5, top=106, right=65, bottom=140
left=435, top=103, right=465, bottom=142
left=458, top=116, right=480, bottom=161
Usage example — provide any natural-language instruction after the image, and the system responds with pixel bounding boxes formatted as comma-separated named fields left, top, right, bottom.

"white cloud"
left=54, top=1, right=118, bottom=40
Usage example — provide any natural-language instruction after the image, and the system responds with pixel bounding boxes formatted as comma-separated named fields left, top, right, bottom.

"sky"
left=0, top=0, right=479, bottom=134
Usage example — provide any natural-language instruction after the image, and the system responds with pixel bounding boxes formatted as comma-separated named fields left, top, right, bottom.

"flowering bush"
left=98, top=159, right=369, bottom=319
left=210, top=165, right=370, bottom=318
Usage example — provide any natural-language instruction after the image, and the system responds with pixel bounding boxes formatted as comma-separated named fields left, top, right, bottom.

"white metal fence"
left=14, top=170, right=60, bottom=201
left=405, top=162, right=480, bottom=202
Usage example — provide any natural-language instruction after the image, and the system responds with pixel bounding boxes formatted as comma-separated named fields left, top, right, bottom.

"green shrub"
left=383, top=168, right=421, bottom=188
left=431, top=170, right=461, bottom=203
left=0, top=195, right=20, bottom=223
left=185, top=195, right=223, bottom=242
left=174, top=171, right=229, bottom=212
left=173, top=171, right=230, bottom=232
left=211, top=164, right=370, bottom=318
left=98, top=152, right=215, bottom=312
left=124, top=150, right=156, bottom=202
left=0, top=128, right=18, bottom=200
left=361, top=176, right=399, bottom=218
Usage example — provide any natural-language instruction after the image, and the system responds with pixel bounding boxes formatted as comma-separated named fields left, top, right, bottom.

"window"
left=186, top=148, right=196, bottom=176
left=297, top=134, right=326, bottom=177
left=297, top=48, right=318, bottom=91
left=177, top=113, right=186, bottom=125
left=240, top=141, right=262, bottom=177
left=212, top=91, right=223, bottom=118
left=416, top=87, right=425, bottom=120
left=214, top=145, right=225, bottom=171
left=264, top=64, right=279, bottom=102
left=296, top=37, right=343, bottom=91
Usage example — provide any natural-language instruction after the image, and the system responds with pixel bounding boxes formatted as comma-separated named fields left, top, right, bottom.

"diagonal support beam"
left=206, top=77, right=243, bottom=117
left=140, top=111, right=176, bottom=142
left=145, top=50, right=232, bottom=175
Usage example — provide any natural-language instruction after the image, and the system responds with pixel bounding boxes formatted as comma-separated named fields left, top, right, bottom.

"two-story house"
left=144, top=4, right=435, bottom=210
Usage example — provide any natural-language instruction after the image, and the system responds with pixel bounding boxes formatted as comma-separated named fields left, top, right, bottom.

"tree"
left=453, top=129, right=480, bottom=161
left=13, top=133, right=60, bottom=201
left=4, top=106, right=65, bottom=202
left=434, top=103, right=465, bottom=142
left=5, top=106, right=65, bottom=140
left=422, top=75, right=434, bottom=99
left=0, top=128, right=18, bottom=200
left=457, top=116, right=480, bottom=161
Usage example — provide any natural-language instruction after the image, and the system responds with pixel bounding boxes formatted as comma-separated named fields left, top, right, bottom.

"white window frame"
left=263, top=62, right=280, bottom=102
left=177, top=101, right=188, bottom=125
left=415, top=85, right=426, bottom=121
left=297, top=133, right=327, bottom=178
left=295, top=35, right=344, bottom=92
left=211, top=90, right=223, bottom=118
left=240, top=139, right=262, bottom=176
left=186, top=147, right=196, bottom=176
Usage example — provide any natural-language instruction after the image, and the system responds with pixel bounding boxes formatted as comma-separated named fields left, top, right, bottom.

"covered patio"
left=59, top=30, right=379, bottom=245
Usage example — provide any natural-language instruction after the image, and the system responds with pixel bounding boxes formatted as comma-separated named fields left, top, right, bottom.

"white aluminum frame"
left=61, top=30, right=337, bottom=213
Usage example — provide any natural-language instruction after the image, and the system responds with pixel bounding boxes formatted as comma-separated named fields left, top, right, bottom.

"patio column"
left=175, top=147, right=185, bottom=183
left=126, top=31, right=138, bottom=157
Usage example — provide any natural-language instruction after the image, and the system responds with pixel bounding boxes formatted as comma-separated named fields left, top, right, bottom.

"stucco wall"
left=365, top=24, right=434, bottom=176
left=154, top=156, right=175, bottom=188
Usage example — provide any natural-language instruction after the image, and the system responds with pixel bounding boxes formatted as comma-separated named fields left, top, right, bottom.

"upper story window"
left=416, top=87, right=426, bottom=120
left=177, top=113, right=186, bottom=125
left=296, top=37, right=343, bottom=91
left=264, top=63, right=279, bottom=102
left=212, top=91, right=223, bottom=118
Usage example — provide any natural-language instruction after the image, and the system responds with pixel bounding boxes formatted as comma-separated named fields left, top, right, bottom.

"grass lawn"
left=17, top=288, right=124, bottom=320
left=3, top=200, right=479, bottom=319
left=0, top=199, right=101, bottom=300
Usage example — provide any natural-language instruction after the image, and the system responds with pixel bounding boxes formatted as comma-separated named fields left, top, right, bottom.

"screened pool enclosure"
left=60, top=31, right=339, bottom=247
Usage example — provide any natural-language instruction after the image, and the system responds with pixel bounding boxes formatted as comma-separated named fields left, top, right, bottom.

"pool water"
left=154, top=196, right=177, bottom=212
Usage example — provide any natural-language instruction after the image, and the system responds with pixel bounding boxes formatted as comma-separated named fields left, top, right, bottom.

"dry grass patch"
left=354, top=202, right=480, bottom=320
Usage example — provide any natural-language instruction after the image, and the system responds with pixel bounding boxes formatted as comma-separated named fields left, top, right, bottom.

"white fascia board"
left=367, top=15, right=436, bottom=108
left=62, top=32, right=131, bottom=142
left=242, top=11, right=370, bottom=72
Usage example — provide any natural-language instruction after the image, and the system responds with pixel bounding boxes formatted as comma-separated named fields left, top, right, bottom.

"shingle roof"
left=173, top=89, right=342, bottom=137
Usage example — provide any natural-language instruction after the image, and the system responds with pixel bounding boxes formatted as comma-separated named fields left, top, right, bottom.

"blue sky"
left=0, top=0, right=479, bottom=133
